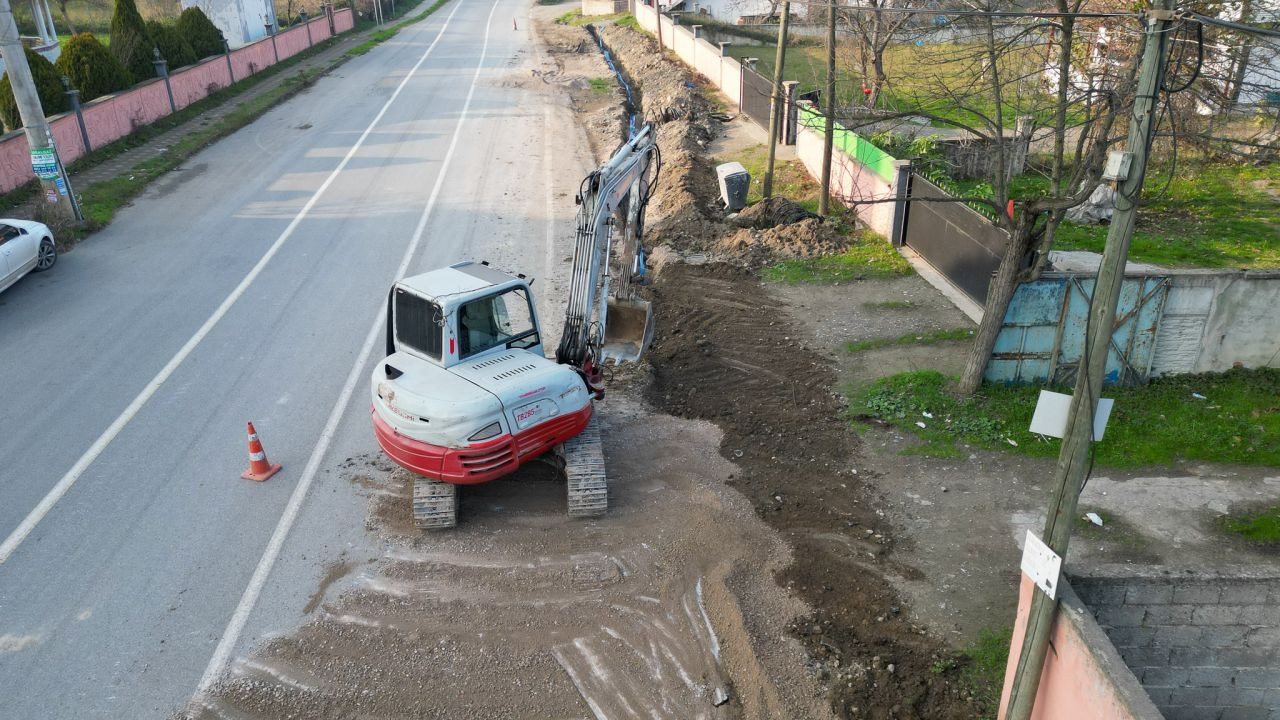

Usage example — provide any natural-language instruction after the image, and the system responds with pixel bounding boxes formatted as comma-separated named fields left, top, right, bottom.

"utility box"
left=716, top=162, right=750, bottom=211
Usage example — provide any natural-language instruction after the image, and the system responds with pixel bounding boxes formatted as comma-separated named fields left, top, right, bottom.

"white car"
left=0, top=219, right=56, bottom=293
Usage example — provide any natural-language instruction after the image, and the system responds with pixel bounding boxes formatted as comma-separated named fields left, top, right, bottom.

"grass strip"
left=1219, top=505, right=1280, bottom=544
left=844, top=327, right=974, bottom=353
left=851, top=367, right=1280, bottom=467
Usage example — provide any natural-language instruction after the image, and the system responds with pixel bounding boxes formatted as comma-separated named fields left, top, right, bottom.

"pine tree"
left=176, top=7, right=227, bottom=60
left=0, top=47, right=70, bottom=132
left=55, top=33, right=132, bottom=102
left=109, top=0, right=156, bottom=83
left=147, top=20, right=198, bottom=69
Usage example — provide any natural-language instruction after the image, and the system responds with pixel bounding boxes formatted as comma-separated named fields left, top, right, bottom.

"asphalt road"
left=0, top=0, right=593, bottom=715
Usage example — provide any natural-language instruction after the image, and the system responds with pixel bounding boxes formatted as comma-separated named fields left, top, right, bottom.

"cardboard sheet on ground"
left=1028, top=390, right=1114, bottom=441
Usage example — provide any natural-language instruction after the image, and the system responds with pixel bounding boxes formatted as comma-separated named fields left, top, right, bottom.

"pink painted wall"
left=997, top=577, right=1163, bottom=720
left=230, top=37, right=276, bottom=79
left=81, top=79, right=175, bottom=149
left=796, top=123, right=895, bottom=236
left=334, top=7, right=354, bottom=33
left=169, top=57, right=234, bottom=110
left=0, top=7, right=356, bottom=193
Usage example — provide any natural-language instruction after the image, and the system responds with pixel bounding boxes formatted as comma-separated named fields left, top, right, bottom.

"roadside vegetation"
left=1218, top=504, right=1280, bottom=544
left=844, top=327, right=974, bottom=353
left=851, top=367, right=1280, bottom=468
left=947, top=160, right=1280, bottom=269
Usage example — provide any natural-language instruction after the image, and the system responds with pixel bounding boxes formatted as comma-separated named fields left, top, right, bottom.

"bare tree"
left=840, top=0, right=926, bottom=108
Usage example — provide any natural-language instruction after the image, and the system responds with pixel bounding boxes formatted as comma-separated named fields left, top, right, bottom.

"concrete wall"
left=998, top=575, right=1165, bottom=720
left=1152, top=270, right=1280, bottom=375
left=796, top=123, right=896, bottom=237
left=1073, top=568, right=1280, bottom=720
left=0, top=9, right=352, bottom=195
left=693, top=36, right=721, bottom=87
left=581, top=0, right=626, bottom=16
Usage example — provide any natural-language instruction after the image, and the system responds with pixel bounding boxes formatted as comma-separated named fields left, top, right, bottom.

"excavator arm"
left=556, top=124, right=659, bottom=377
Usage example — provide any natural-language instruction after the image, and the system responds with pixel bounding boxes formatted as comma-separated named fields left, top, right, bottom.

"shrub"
left=146, top=20, right=197, bottom=68
left=55, top=33, right=132, bottom=102
left=0, top=47, right=71, bottom=132
left=177, top=7, right=226, bottom=59
left=110, top=0, right=155, bottom=83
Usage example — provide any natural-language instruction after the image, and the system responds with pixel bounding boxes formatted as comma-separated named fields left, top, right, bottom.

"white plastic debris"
left=1006, top=438, right=1019, bottom=447
left=916, top=421, right=927, bottom=429
left=1192, top=392, right=1207, bottom=400
left=922, top=411, right=934, bottom=418
left=1085, top=512, right=1104, bottom=526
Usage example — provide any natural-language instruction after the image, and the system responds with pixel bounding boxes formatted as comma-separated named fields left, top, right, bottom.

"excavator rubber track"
left=565, top=415, right=607, bottom=517
left=413, top=477, right=458, bottom=529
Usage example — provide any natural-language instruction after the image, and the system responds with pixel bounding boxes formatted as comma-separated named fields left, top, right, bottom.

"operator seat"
left=459, top=301, right=497, bottom=358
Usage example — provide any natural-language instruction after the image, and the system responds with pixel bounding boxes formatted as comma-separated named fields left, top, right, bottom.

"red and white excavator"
left=370, top=125, right=659, bottom=528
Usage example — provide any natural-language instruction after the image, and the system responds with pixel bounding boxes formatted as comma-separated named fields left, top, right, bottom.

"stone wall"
left=1072, top=568, right=1280, bottom=720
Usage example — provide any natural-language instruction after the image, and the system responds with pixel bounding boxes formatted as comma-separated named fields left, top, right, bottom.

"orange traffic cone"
left=241, top=421, right=282, bottom=482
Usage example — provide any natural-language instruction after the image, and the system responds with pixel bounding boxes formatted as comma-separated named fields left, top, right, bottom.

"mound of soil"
left=732, top=196, right=820, bottom=229
left=643, top=263, right=981, bottom=720
left=720, top=218, right=849, bottom=265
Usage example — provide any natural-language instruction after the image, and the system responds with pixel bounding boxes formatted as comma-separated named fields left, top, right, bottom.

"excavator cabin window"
left=458, top=287, right=538, bottom=359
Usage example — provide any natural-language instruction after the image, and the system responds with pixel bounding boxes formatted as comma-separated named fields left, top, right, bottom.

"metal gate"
left=902, top=174, right=1008, bottom=304
left=985, top=274, right=1170, bottom=386
left=740, top=66, right=773, bottom=128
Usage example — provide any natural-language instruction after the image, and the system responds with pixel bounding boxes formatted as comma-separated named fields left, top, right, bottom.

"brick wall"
left=1072, top=570, right=1280, bottom=720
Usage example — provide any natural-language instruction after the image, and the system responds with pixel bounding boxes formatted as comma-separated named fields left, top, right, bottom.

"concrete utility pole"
left=818, top=0, right=836, bottom=215
left=1002, top=2, right=1175, bottom=718
left=761, top=0, right=790, bottom=199
left=0, top=0, right=78, bottom=223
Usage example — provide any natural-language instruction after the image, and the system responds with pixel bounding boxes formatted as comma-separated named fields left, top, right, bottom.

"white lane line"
left=0, top=1, right=466, bottom=567
left=194, top=0, right=502, bottom=697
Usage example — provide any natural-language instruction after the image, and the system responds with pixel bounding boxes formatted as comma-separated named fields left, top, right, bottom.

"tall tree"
left=110, top=0, right=156, bottom=83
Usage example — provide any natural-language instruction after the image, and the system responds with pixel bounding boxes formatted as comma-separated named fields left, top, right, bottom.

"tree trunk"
left=956, top=231, right=1028, bottom=394
left=57, top=0, right=75, bottom=34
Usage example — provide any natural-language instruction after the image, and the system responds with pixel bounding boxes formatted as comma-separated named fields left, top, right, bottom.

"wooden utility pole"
left=0, top=0, right=78, bottom=223
left=762, top=0, right=790, bottom=199
left=818, top=0, right=836, bottom=215
left=1002, top=2, right=1175, bottom=718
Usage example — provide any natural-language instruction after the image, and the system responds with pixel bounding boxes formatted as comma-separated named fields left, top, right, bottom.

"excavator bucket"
left=601, top=296, right=654, bottom=364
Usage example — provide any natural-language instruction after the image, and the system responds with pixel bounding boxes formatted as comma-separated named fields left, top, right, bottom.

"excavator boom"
left=556, top=124, right=659, bottom=371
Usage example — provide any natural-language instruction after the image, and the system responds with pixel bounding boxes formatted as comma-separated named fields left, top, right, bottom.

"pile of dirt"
left=595, top=24, right=849, bottom=267
left=641, top=263, right=982, bottom=720
left=732, top=196, right=820, bottom=229
left=596, top=24, right=731, bottom=251
left=720, top=218, right=849, bottom=264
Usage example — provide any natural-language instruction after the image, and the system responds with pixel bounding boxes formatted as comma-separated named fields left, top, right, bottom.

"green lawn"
left=852, top=367, right=1280, bottom=467
left=726, top=40, right=1052, bottom=129
left=1219, top=505, right=1280, bottom=544
left=950, top=161, right=1280, bottom=269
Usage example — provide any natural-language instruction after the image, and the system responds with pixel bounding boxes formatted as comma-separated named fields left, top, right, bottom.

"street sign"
left=30, top=147, right=59, bottom=180
left=1029, top=390, right=1113, bottom=441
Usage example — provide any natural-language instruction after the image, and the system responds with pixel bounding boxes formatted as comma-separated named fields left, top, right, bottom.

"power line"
left=1185, top=11, right=1280, bottom=39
